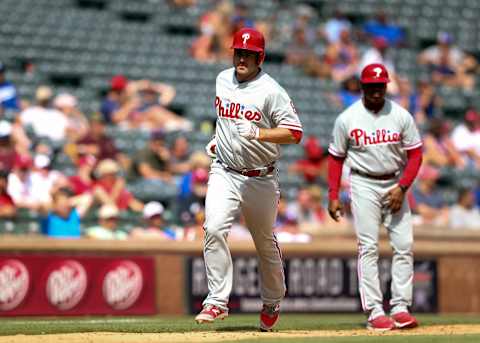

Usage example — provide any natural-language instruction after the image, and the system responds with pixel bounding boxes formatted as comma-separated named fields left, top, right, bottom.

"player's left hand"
left=235, top=119, right=259, bottom=140
left=384, top=185, right=405, bottom=213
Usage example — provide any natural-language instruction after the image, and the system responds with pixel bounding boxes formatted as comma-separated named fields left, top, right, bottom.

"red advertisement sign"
left=0, top=255, right=156, bottom=316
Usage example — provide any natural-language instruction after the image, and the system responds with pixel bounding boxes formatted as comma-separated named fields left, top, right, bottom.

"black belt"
left=351, top=168, right=397, bottom=180
left=222, top=163, right=275, bottom=177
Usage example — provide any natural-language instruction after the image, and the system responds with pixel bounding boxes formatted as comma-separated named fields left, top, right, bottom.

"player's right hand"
left=205, top=137, right=217, bottom=159
left=328, top=199, right=344, bottom=222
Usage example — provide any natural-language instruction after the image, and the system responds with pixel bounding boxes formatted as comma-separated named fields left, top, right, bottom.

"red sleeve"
left=328, top=154, right=345, bottom=200
left=288, top=129, right=303, bottom=144
left=398, top=146, right=423, bottom=188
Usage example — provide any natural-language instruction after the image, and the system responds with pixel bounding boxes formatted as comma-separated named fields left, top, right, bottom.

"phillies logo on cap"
left=0, top=259, right=30, bottom=311
left=46, top=260, right=87, bottom=310
left=242, top=32, right=250, bottom=46
left=373, top=67, right=382, bottom=78
left=103, top=260, right=143, bottom=310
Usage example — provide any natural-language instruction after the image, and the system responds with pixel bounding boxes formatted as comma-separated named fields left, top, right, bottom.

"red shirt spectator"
left=0, top=170, right=15, bottom=218
left=68, top=155, right=96, bottom=195
left=0, top=121, right=16, bottom=172
left=77, top=117, right=119, bottom=161
left=290, top=136, right=327, bottom=183
left=92, top=159, right=143, bottom=212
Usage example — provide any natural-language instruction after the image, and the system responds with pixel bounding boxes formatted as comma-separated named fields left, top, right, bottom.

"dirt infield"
left=1, top=324, right=480, bottom=343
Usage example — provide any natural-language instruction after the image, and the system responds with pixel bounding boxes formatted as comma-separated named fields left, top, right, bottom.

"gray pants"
left=350, top=173, right=413, bottom=320
left=202, top=162, right=285, bottom=311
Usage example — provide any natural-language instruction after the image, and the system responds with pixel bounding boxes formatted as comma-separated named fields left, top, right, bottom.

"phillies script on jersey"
left=215, top=96, right=262, bottom=122
left=350, top=129, right=402, bottom=146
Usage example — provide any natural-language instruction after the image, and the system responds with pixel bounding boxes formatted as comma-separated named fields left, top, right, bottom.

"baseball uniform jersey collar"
left=233, top=68, right=264, bottom=86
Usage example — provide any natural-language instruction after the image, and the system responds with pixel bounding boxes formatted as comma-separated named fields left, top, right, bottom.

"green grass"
left=1, top=314, right=480, bottom=341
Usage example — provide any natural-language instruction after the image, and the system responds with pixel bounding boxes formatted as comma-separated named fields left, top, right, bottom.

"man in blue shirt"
left=0, top=62, right=20, bottom=111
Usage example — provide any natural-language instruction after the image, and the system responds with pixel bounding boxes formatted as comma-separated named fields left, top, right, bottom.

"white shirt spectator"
left=359, top=48, right=396, bottom=75
left=451, top=123, right=480, bottom=156
left=324, top=18, right=352, bottom=43
left=7, top=169, right=64, bottom=207
left=449, top=205, right=480, bottom=229
left=21, top=106, right=68, bottom=141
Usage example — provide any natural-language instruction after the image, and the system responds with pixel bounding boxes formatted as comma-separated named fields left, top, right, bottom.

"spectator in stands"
left=289, top=186, right=349, bottom=234
left=0, top=170, right=15, bottom=219
left=169, top=136, right=192, bottom=175
left=100, top=75, right=129, bottom=124
left=324, top=29, right=359, bottom=83
left=7, top=155, right=38, bottom=210
left=134, top=130, right=173, bottom=184
left=2, top=117, right=30, bottom=156
left=0, top=62, right=20, bottom=111
left=411, top=166, right=449, bottom=226
left=362, top=10, right=405, bottom=47
left=177, top=152, right=210, bottom=224
left=272, top=197, right=311, bottom=243
left=285, top=23, right=331, bottom=79
left=191, top=1, right=235, bottom=63
left=183, top=202, right=206, bottom=241
left=423, top=118, right=465, bottom=169
left=130, top=201, right=178, bottom=240
left=287, top=186, right=322, bottom=232
left=335, top=75, right=362, bottom=108
left=53, top=93, right=89, bottom=142
left=285, top=26, right=316, bottom=67
left=86, top=205, right=128, bottom=240
left=113, top=79, right=191, bottom=132
left=396, top=77, right=442, bottom=125
left=476, top=184, right=480, bottom=209
left=93, top=159, right=143, bottom=212
left=39, top=188, right=92, bottom=238
left=29, top=154, right=68, bottom=205
left=20, top=86, right=68, bottom=143
left=77, top=114, right=120, bottom=162
left=289, top=136, right=327, bottom=184
left=168, top=0, right=196, bottom=9
left=0, top=121, right=16, bottom=172
left=418, top=32, right=478, bottom=92
left=450, top=109, right=480, bottom=168
left=322, top=9, right=352, bottom=44
left=449, top=188, right=480, bottom=229
left=275, top=197, right=297, bottom=231
left=68, top=154, right=96, bottom=196
left=358, top=37, right=399, bottom=94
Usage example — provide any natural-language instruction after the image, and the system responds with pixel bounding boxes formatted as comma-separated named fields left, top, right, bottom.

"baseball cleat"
left=195, top=304, right=228, bottom=324
left=367, top=315, right=395, bottom=331
left=392, top=312, right=418, bottom=329
left=260, top=303, right=280, bottom=332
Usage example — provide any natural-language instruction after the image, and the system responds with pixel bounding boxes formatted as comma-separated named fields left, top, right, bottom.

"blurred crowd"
left=1, top=1, right=480, bottom=243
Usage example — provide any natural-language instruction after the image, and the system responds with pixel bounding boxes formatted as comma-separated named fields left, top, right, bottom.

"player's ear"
left=256, top=52, right=265, bottom=65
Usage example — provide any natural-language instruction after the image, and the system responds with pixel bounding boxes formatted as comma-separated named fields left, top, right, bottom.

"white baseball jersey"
left=214, top=67, right=302, bottom=170
left=328, top=99, right=422, bottom=175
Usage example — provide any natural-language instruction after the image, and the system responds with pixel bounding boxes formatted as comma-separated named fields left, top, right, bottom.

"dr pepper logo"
left=0, top=259, right=30, bottom=311
left=103, top=260, right=143, bottom=310
left=46, top=260, right=87, bottom=310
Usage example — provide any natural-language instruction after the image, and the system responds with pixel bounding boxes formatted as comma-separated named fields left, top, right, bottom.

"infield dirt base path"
left=1, top=325, right=480, bottom=343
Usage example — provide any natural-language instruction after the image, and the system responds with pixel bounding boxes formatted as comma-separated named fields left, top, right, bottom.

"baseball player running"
left=327, top=63, right=423, bottom=331
left=195, top=27, right=303, bottom=331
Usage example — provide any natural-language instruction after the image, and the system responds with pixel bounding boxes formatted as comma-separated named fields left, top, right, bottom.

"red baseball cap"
left=110, top=75, right=128, bottom=91
left=304, top=136, right=323, bottom=160
left=465, top=109, right=479, bottom=122
left=192, top=168, right=209, bottom=184
left=14, top=155, right=33, bottom=170
left=360, top=63, right=390, bottom=84
left=231, top=27, right=265, bottom=53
